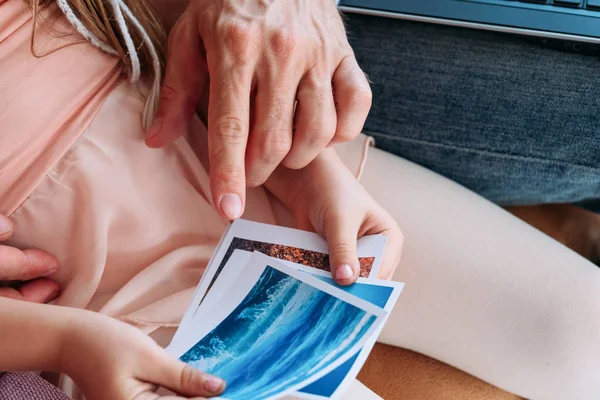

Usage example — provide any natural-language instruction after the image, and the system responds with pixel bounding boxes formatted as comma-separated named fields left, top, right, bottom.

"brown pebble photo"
left=202, top=237, right=375, bottom=302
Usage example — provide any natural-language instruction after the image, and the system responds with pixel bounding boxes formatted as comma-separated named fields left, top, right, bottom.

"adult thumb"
left=324, top=215, right=360, bottom=286
left=149, top=351, right=225, bottom=397
left=145, top=14, right=207, bottom=148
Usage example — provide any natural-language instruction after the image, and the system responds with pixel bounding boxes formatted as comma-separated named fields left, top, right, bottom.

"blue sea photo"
left=180, top=265, right=377, bottom=400
left=298, top=275, right=398, bottom=398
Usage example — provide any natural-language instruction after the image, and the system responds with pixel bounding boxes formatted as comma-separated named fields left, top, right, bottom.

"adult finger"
left=0, top=247, right=59, bottom=281
left=146, top=14, right=208, bottom=148
left=330, top=56, right=372, bottom=145
left=323, top=212, right=361, bottom=286
left=0, top=214, right=13, bottom=242
left=18, top=278, right=61, bottom=303
left=245, top=69, right=295, bottom=187
left=0, top=278, right=60, bottom=303
left=283, top=70, right=336, bottom=170
left=146, top=350, right=225, bottom=398
left=207, top=60, right=253, bottom=220
left=0, top=287, right=25, bottom=301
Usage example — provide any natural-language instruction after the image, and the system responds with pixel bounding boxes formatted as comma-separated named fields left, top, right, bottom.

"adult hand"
left=146, top=0, right=372, bottom=221
left=0, top=214, right=60, bottom=303
left=266, top=149, right=403, bottom=285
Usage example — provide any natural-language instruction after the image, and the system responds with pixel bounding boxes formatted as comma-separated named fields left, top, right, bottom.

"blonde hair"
left=29, top=0, right=167, bottom=129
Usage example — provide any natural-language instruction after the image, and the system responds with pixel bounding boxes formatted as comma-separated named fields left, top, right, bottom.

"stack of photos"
left=168, top=220, right=404, bottom=400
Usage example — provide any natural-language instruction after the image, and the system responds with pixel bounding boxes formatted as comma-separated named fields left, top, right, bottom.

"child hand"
left=268, top=149, right=403, bottom=285
left=60, top=311, right=225, bottom=400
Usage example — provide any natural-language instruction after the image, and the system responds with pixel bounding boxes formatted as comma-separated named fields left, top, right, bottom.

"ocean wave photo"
left=180, top=265, right=377, bottom=400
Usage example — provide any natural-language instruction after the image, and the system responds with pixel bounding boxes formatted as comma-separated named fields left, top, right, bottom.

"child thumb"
left=148, top=351, right=225, bottom=397
left=324, top=216, right=360, bottom=286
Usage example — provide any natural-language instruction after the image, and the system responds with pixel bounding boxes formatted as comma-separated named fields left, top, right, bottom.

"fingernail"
left=204, top=375, right=224, bottom=393
left=146, top=119, right=163, bottom=141
left=336, top=264, right=355, bottom=280
left=220, top=194, right=243, bottom=220
left=0, top=217, right=11, bottom=235
left=42, top=267, right=59, bottom=277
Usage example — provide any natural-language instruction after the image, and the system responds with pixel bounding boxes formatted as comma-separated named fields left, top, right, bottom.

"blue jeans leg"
left=346, top=14, right=600, bottom=207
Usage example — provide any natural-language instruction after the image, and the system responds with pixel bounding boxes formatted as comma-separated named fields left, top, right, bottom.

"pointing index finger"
left=208, top=61, right=253, bottom=220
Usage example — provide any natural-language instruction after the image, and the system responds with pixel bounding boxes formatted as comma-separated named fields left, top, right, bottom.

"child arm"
left=0, top=298, right=226, bottom=399
left=0, top=297, right=70, bottom=372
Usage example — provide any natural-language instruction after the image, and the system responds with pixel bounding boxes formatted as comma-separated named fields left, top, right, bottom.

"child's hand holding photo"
left=0, top=297, right=225, bottom=400
left=266, top=148, right=403, bottom=285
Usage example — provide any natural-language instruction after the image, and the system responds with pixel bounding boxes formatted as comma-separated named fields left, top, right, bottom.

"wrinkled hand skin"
left=146, top=0, right=372, bottom=221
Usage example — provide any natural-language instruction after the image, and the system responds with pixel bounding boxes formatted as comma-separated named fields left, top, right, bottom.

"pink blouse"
left=0, top=1, right=372, bottom=397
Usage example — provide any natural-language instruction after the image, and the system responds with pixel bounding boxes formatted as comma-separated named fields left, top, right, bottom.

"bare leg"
left=333, top=138, right=600, bottom=400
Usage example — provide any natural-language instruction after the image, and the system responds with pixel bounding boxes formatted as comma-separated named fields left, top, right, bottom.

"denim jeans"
left=346, top=14, right=600, bottom=208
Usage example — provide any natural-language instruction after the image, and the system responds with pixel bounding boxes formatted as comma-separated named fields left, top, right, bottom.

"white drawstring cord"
left=116, top=0, right=162, bottom=129
left=106, top=0, right=141, bottom=82
left=55, top=0, right=162, bottom=128
left=55, top=0, right=118, bottom=56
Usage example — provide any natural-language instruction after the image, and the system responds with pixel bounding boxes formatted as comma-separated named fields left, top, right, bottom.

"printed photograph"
left=201, top=237, right=376, bottom=301
left=180, top=265, right=377, bottom=400
left=222, top=238, right=375, bottom=276
left=297, top=276, right=399, bottom=398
